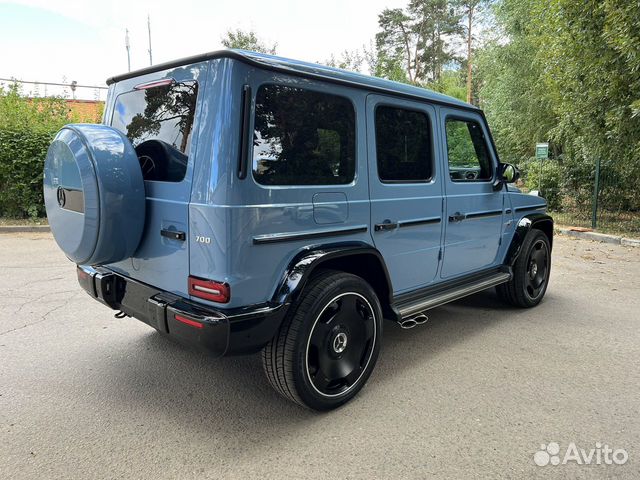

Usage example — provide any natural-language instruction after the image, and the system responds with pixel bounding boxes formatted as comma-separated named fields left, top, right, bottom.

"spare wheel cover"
left=43, top=124, right=145, bottom=265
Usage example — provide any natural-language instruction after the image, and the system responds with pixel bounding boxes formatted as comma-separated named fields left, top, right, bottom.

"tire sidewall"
left=291, top=273, right=383, bottom=410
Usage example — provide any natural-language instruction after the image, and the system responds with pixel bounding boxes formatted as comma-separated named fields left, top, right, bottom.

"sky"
left=0, top=0, right=407, bottom=100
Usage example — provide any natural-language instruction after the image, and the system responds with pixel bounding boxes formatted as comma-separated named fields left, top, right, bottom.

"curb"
left=621, top=237, right=640, bottom=247
left=556, top=227, right=639, bottom=247
left=0, top=225, right=51, bottom=234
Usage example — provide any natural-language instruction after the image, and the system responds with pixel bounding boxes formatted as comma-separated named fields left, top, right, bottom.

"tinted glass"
left=375, top=106, right=432, bottom=182
left=253, top=84, right=356, bottom=185
left=111, top=80, right=198, bottom=182
left=445, top=118, right=492, bottom=181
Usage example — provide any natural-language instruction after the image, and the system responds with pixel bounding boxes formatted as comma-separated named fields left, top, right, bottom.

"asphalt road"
left=1, top=233, right=639, bottom=479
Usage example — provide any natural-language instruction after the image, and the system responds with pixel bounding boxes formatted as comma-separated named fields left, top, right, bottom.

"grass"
left=549, top=210, right=640, bottom=237
left=0, top=217, right=48, bottom=226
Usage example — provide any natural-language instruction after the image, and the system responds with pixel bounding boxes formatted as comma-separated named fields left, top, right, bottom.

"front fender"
left=505, top=213, right=554, bottom=266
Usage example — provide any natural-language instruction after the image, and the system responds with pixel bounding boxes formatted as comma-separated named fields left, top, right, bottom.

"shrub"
left=0, top=84, right=77, bottom=218
left=519, top=158, right=564, bottom=211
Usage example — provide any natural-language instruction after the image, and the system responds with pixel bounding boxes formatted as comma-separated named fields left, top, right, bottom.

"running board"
left=397, top=271, right=512, bottom=318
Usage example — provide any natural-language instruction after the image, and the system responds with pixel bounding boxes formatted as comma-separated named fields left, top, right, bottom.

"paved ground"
left=1, top=233, right=639, bottom=479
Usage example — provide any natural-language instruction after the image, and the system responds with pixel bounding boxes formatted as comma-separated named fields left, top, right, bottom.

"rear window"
left=111, top=80, right=198, bottom=182
left=252, top=84, right=356, bottom=186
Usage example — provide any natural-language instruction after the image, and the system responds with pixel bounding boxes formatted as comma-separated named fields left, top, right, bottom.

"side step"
left=397, top=271, right=512, bottom=319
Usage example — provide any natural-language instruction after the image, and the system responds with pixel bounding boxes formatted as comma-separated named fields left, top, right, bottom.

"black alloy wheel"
left=524, top=238, right=549, bottom=301
left=262, top=270, right=383, bottom=410
left=305, top=292, right=376, bottom=397
left=497, top=229, right=551, bottom=308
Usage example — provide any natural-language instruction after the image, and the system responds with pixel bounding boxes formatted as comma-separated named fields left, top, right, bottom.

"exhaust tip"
left=398, top=314, right=429, bottom=329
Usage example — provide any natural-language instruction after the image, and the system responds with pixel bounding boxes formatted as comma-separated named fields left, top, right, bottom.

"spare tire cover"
left=43, top=124, right=145, bottom=265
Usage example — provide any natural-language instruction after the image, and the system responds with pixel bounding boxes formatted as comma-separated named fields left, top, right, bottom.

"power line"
left=0, top=78, right=108, bottom=90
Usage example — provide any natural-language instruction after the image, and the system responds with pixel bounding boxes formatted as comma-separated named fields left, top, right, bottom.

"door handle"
left=449, top=212, right=466, bottom=223
left=374, top=220, right=399, bottom=232
left=161, top=229, right=186, bottom=241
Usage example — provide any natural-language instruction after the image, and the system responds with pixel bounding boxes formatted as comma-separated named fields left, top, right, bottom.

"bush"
left=519, top=158, right=564, bottom=211
left=0, top=129, right=55, bottom=217
left=0, top=84, right=75, bottom=218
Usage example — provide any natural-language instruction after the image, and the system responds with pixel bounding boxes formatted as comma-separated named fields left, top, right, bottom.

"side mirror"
left=502, top=163, right=520, bottom=183
left=494, top=163, right=520, bottom=190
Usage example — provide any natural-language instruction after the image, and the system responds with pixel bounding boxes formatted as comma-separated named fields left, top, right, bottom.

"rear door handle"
left=449, top=212, right=466, bottom=223
left=161, top=229, right=186, bottom=241
left=374, top=220, right=399, bottom=232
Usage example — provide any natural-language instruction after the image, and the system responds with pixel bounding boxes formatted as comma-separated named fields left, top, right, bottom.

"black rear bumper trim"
left=77, top=265, right=286, bottom=356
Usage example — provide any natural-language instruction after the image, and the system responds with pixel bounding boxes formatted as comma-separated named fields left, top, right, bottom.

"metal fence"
left=519, top=158, right=640, bottom=237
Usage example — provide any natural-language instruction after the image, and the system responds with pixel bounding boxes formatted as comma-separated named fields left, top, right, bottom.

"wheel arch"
left=505, top=213, right=554, bottom=266
left=272, top=242, right=398, bottom=321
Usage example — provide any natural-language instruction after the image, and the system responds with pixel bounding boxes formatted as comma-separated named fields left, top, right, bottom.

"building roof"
left=106, top=49, right=476, bottom=111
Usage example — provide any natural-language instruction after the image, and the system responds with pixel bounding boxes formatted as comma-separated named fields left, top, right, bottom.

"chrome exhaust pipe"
left=398, top=314, right=428, bottom=329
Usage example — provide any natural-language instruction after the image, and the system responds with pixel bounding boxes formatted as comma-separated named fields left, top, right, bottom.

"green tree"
left=475, top=0, right=555, bottom=163
left=476, top=0, right=640, bottom=224
left=221, top=29, right=277, bottom=54
left=457, top=0, right=493, bottom=104
left=325, top=50, right=364, bottom=72
left=375, top=1, right=461, bottom=84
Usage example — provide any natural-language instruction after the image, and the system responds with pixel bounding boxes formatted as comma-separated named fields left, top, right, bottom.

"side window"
left=252, top=84, right=356, bottom=186
left=445, top=118, right=492, bottom=182
left=111, top=80, right=198, bottom=182
left=375, top=106, right=432, bottom=182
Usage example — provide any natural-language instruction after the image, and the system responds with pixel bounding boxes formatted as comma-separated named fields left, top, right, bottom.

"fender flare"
left=272, top=242, right=396, bottom=318
left=505, top=213, right=554, bottom=266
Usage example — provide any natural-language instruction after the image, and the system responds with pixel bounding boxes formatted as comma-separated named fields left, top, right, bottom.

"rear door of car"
left=106, top=63, right=209, bottom=297
left=366, top=94, right=444, bottom=295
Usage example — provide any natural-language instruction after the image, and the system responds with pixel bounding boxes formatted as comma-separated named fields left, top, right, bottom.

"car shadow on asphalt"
left=90, top=287, right=554, bottom=449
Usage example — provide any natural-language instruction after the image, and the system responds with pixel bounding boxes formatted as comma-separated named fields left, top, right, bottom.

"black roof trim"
left=106, top=50, right=480, bottom=112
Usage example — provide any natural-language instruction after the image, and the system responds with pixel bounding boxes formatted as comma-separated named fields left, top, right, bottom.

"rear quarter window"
left=111, top=80, right=198, bottom=182
left=252, top=84, right=356, bottom=186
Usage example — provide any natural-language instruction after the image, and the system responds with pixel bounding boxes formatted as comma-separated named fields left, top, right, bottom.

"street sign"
left=536, top=142, right=549, bottom=160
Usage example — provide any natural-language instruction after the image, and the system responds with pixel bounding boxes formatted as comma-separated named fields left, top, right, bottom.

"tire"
left=497, top=229, right=551, bottom=307
left=262, top=270, right=383, bottom=411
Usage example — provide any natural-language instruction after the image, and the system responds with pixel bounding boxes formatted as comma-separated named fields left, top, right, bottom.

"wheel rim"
left=305, top=292, right=377, bottom=398
left=525, top=239, right=549, bottom=300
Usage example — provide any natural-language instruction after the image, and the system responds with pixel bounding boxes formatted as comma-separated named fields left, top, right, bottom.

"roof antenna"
left=147, top=14, right=153, bottom=66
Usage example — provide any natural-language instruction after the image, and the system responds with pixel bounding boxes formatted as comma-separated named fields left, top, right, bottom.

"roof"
left=106, top=49, right=476, bottom=111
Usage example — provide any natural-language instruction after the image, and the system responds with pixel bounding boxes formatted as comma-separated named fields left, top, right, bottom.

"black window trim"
left=250, top=81, right=359, bottom=188
left=109, top=78, right=200, bottom=184
left=373, top=101, right=436, bottom=185
left=443, top=112, right=496, bottom=184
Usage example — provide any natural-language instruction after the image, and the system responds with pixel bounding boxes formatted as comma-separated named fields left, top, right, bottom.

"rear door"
left=440, top=108, right=504, bottom=278
left=367, top=94, right=443, bottom=295
left=106, top=63, right=208, bottom=296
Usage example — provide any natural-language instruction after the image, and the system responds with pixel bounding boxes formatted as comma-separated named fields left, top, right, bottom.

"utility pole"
left=147, top=15, right=153, bottom=66
left=125, top=28, right=131, bottom=72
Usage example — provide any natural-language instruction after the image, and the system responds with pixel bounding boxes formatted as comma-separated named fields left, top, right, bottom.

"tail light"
left=188, top=276, right=230, bottom=303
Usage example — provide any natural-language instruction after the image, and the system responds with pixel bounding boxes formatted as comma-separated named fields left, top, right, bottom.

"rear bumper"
left=77, top=265, right=287, bottom=357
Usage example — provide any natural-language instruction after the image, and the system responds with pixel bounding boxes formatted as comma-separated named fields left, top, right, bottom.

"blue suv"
left=44, top=50, right=552, bottom=410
